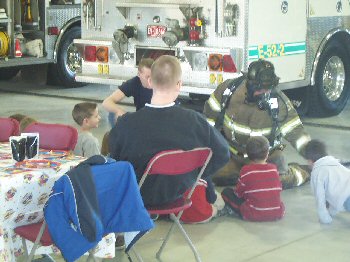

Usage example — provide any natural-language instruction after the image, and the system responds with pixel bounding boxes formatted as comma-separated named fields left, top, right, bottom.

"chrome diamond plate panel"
left=45, top=5, right=80, bottom=59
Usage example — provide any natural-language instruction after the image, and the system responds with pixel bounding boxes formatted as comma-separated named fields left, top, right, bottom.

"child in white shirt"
left=305, top=139, right=350, bottom=224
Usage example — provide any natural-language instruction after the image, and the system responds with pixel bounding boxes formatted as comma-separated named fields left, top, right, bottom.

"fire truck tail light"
left=223, top=55, right=237, bottom=73
left=84, top=46, right=96, bottom=62
left=48, top=27, right=59, bottom=35
left=96, top=46, right=108, bottom=63
left=109, top=48, right=119, bottom=63
left=208, top=54, right=222, bottom=71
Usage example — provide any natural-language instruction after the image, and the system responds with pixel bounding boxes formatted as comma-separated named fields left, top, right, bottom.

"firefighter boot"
left=280, top=163, right=310, bottom=189
left=212, top=158, right=241, bottom=186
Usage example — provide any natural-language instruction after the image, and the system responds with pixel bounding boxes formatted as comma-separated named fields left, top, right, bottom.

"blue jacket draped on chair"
left=44, top=156, right=154, bottom=262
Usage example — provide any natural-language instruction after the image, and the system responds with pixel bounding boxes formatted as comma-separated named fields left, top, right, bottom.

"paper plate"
left=15, top=159, right=61, bottom=169
left=40, top=150, right=68, bottom=159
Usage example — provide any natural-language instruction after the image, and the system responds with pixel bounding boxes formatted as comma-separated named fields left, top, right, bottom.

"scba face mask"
left=246, top=59, right=280, bottom=109
left=246, top=81, right=271, bottom=108
left=256, top=92, right=271, bottom=110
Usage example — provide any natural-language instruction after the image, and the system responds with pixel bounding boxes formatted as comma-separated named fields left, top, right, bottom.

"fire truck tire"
left=308, top=40, right=350, bottom=117
left=189, top=93, right=210, bottom=101
left=0, top=67, right=20, bottom=80
left=49, top=26, right=84, bottom=88
left=283, top=87, right=309, bottom=117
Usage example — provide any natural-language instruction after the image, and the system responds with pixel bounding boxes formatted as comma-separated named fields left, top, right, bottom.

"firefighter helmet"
left=247, top=59, right=279, bottom=89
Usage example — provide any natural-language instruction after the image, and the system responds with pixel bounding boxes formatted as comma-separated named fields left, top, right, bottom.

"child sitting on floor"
left=72, top=102, right=101, bottom=158
left=305, top=139, right=350, bottom=224
left=221, top=136, right=285, bottom=221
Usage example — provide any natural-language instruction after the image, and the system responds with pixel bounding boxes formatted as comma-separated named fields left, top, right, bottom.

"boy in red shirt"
left=221, top=136, right=285, bottom=221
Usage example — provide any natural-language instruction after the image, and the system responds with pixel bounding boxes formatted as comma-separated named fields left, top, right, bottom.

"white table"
left=0, top=143, right=116, bottom=261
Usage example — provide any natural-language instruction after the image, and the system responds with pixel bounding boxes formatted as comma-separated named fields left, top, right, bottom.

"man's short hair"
left=304, top=139, right=328, bottom=162
left=19, top=117, right=37, bottom=132
left=72, top=102, right=97, bottom=126
left=138, top=58, right=154, bottom=71
left=151, top=55, right=181, bottom=89
left=246, top=136, right=269, bottom=161
left=9, top=113, right=27, bottom=123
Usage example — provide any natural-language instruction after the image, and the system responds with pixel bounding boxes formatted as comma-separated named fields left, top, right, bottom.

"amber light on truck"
left=208, top=54, right=222, bottom=71
left=96, top=46, right=108, bottom=63
left=84, top=46, right=97, bottom=62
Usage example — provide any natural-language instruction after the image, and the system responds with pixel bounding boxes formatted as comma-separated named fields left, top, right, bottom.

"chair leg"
left=156, top=217, right=177, bottom=260
left=164, top=214, right=201, bottom=262
left=86, top=247, right=99, bottom=262
left=129, top=246, right=144, bottom=262
left=21, top=237, right=29, bottom=258
left=26, top=221, right=47, bottom=262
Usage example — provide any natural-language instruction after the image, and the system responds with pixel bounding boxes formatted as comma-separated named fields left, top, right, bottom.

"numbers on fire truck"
left=258, top=43, right=285, bottom=59
left=250, top=42, right=306, bottom=60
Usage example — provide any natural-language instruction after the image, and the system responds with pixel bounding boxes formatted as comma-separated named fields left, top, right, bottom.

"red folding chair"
left=14, top=220, right=54, bottom=262
left=0, top=117, right=19, bottom=141
left=15, top=220, right=98, bottom=262
left=137, top=147, right=213, bottom=262
left=23, top=122, right=78, bottom=151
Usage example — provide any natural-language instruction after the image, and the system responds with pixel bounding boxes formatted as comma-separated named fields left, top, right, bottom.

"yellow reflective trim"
left=207, top=118, right=215, bottom=126
left=294, top=169, right=304, bottom=186
left=224, top=117, right=271, bottom=136
left=224, top=114, right=231, bottom=122
left=229, top=145, right=238, bottom=154
left=229, top=146, right=248, bottom=158
left=208, top=95, right=221, bottom=112
left=295, top=135, right=311, bottom=151
left=251, top=128, right=271, bottom=136
left=223, top=114, right=233, bottom=130
left=233, top=122, right=251, bottom=135
left=280, top=116, right=302, bottom=135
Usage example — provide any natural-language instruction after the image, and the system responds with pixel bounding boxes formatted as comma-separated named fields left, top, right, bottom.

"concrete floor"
left=1, top=81, right=350, bottom=261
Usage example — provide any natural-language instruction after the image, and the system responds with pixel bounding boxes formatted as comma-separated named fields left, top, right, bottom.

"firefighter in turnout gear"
left=204, top=59, right=311, bottom=189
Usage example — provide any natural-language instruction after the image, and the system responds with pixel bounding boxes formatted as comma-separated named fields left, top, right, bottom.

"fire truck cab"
left=75, top=0, right=350, bottom=117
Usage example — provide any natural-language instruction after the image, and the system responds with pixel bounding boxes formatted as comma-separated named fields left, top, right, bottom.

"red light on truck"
left=223, top=55, right=237, bottom=73
left=84, top=46, right=96, bottom=62
left=48, top=27, right=59, bottom=35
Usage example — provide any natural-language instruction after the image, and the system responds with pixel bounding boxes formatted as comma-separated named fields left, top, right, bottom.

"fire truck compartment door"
left=247, top=0, right=307, bottom=83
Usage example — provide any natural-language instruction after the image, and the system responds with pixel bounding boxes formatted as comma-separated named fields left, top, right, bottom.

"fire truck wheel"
left=0, top=67, right=20, bottom=81
left=49, top=26, right=85, bottom=88
left=283, top=87, right=309, bottom=117
left=308, top=39, right=350, bottom=117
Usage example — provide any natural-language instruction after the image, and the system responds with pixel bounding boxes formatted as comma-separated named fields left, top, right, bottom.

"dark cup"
left=10, top=137, right=26, bottom=162
left=26, top=135, right=39, bottom=159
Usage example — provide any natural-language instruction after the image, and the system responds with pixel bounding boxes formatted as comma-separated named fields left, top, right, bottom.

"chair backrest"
left=24, top=122, right=78, bottom=151
left=0, top=117, right=20, bottom=142
left=44, top=158, right=154, bottom=261
left=139, top=147, right=213, bottom=198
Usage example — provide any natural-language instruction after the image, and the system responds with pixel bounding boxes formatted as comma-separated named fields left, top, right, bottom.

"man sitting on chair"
left=109, top=55, right=229, bottom=215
